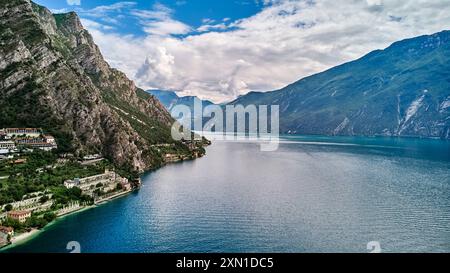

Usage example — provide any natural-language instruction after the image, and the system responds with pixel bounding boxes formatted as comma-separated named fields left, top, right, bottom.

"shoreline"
left=0, top=189, right=136, bottom=252
left=0, top=146, right=210, bottom=252
left=11, top=229, right=40, bottom=245
left=0, top=206, right=93, bottom=252
left=1, top=229, right=41, bottom=251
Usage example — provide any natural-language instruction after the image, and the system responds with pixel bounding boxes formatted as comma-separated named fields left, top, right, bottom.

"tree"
left=4, top=204, right=12, bottom=212
left=93, top=189, right=103, bottom=196
left=39, top=195, right=49, bottom=203
left=43, top=212, right=56, bottom=223
left=26, top=216, right=47, bottom=229
left=68, top=187, right=82, bottom=198
left=2, top=217, right=23, bottom=231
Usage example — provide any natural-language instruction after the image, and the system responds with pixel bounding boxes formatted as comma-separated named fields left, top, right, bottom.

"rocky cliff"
left=0, top=0, right=202, bottom=171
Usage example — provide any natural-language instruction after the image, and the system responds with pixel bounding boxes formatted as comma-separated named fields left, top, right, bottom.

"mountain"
left=147, top=90, right=216, bottom=127
left=0, top=0, right=205, bottom=172
left=231, top=31, right=450, bottom=139
left=147, top=90, right=215, bottom=111
left=147, top=90, right=180, bottom=110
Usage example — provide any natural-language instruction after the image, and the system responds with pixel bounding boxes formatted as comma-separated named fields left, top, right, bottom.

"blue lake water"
left=4, top=136, right=450, bottom=253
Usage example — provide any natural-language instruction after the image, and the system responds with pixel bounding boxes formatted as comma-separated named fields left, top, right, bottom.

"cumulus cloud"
left=83, top=0, right=450, bottom=103
left=135, top=47, right=175, bottom=84
left=67, top=0, right=81, bottom=6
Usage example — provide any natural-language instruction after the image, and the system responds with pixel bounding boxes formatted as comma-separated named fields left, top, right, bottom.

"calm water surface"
left=4, top=136, right=450, bottom=253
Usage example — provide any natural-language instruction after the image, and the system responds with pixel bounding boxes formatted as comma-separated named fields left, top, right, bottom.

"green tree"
left=43, top=212, right=56, bottom=223
left=39, top=195, right=49, bottom=203
left=4, top=204, right=12, bottom=212
left=2, top=217, right=23, bottom=231
left=26, top=216, right=48, bottom=229
left=93, top=189, right=103, bottom=196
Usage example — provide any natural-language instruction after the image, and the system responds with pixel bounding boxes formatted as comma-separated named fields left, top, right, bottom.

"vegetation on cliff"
left=0, top=0, right=207, bottom=173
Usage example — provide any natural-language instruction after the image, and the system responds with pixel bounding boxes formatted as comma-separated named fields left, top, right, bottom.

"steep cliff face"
left=0, top=0, right=195, bottom=171
left=231, top=31, right=450, bottom=139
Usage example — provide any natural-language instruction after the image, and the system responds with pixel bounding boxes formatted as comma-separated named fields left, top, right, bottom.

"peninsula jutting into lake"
left=1, top=0, right=449, bottom=256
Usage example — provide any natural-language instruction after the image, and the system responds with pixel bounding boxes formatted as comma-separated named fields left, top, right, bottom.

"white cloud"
left=130, top=3, right=192, bottom=36
left=80, top=18, right=115, bottom=31
left=202, top=18, right=215, bottom=24
left=84, top=0, right=450, bottom=103
left=76, top=2, right=137, bottom=27
left=143, top=19, right=191, bottom=36
left=51, top=8, right=69, bottom=14
left=135, top=47, right=175, bottom=84
left=90, top=2, right=137, bottom=12
left=66, top=0, right=81, bottom=6
left=197, top=23, right=228, bottom=32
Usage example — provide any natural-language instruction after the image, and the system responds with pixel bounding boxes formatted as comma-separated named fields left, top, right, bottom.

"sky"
left=34, top=0, right=450, bottom=103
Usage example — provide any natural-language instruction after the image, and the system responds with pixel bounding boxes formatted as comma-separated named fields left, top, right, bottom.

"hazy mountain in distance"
left=147, top=90, right=218, bottom=128
left=147, top=90, right=215, bottom=111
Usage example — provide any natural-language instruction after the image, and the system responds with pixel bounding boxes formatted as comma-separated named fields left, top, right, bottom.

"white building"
left=0, top=193, right=53, bottom=212
left=15, top=138, right=57, bottom=151
left=0, top=141, right=15, bottom=148
left=64, top=178, right=81, bottom=189
left=44, top=135, right=56, bottom=144
left=4, top=128, right=42, bottom=138
left=0, top=141, right=15, bottom=154
left=83, top=154, right=102, bottom=161
left=64, top=170, right=131, bottom=197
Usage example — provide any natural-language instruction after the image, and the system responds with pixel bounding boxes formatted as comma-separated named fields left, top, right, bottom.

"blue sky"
left=33, top=0, right=450, bottom=102
left=34, top=0, right=267, bottom=36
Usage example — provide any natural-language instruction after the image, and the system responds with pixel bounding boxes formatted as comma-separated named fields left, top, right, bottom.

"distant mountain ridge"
left=147, top=90, right=215, bottom=111
left=147, top=90, right=217, bottom=127
left=230, top=30, right=450, bottom=139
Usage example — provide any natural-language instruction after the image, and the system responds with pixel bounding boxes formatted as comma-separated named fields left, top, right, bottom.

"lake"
left=4, top=136, right=450, bottom=253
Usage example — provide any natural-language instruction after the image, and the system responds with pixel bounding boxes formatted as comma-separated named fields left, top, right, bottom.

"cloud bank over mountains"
left=80, top=0, right=450, bottom=103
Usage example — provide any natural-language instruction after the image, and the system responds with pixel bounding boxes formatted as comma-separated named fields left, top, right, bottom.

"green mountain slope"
left=0, top=0, right=203, bottom=171
left=231, top=31, right=450, bottom=139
